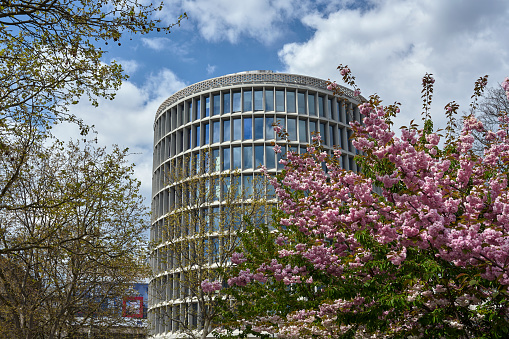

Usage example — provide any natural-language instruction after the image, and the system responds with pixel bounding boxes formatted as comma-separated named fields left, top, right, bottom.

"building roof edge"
left=154, top=71, right=359, bottom=122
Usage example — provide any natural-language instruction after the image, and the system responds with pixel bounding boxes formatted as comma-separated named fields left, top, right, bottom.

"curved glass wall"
left=150, top=72, right=361, bottom=337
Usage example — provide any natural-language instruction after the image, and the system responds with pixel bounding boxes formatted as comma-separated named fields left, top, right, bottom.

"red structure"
left=122, top=296, right=144, bottom=318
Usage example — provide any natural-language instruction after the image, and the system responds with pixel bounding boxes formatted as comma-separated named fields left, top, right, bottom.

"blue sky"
left=53, top=0, right=509, bottom=210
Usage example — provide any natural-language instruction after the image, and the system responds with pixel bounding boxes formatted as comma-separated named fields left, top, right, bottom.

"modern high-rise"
left=149, top=71, right=362, bottom=338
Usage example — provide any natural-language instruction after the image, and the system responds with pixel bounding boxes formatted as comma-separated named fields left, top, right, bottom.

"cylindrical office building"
left=150, top=71, right=362, bottom=338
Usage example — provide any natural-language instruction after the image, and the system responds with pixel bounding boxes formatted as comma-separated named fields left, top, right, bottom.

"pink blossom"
left=231, top=252, right=247, bottom=264
left=223, top=75, right=509, bottom=338
left=201, top=279, right=222, bottom=293
left=340, top=67, right=350, bottom=76
left=327, top=82, right=339, bottom=90
left=387, top=247, right=407, bottom=265
left=502, top=77, right=509, bottom=100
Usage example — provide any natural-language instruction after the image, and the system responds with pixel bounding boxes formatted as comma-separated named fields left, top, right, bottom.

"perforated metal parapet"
left=155, top=71, right=357, bottom=119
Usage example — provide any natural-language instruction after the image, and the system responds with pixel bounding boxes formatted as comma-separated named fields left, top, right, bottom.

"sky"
left=53, top=0, right=509, bottom=212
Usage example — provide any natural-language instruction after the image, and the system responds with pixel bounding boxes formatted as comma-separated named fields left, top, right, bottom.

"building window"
left=320, top=123, right=326, bottom=145
left=309, top=121, right=316, bottom=140
left=244, top=117, right=252, bottom=140
left=275, top=90, right=285, bottom=112
left=254, top=117, right=264, bottom=139
left=196, top=99, right=201, bottom=120
left=213, top=95, right=220, bottom=116
left=195, top=126, right=200, bottom=147
left=204, top=123, right=209, bottom=145
left=222, top=120, right=230, bottom=142
left=233, top=118, right=241, bottom=141
left=336, top=101, right=342, bottom=123
left=205, top=97, right=210, bottom=117
left=222, top=176, right=230, bottom=201
left=287, top=118, right=297, bottom=141
left=243, top=146, right=252, bottom=169
left=277, top=145, right=286, bottom=170
left=233, top=92, right=241, bottom=112
left=308, top=94, right=316, bottom=116
left=222, top=147, right=230, bottom=171
left=243, top=90, right=252, bottom=112
left=328, top=98, right=332, bottom=120
left=347, top=129, right=353, bottom=152
left=298, top=92, right=306, bottom=115
left=254, top=90, right=263, bottom=111
left=265, top=89, right=274, bottom=111
left=243, top=174, right=253, bottom=197
left=299, top=119, right=308, bottom=143
left=265, top=116, right=274, bottom=140
left=255, top=145, right=264, bottom=168
left=318, top=96, right=325, bottom=118
left=232, top=146, right=241, bottom=169
left=181, top=104, right=187, bottom=124
left=265, top=145, right=275, bottom=169
left=212, top=121, right=220, bottom=143
left=287, top=91, right=296, bottom=113
left=223, top=93, right=230, bottom=114
left=212, top=148, right=220, bottom=172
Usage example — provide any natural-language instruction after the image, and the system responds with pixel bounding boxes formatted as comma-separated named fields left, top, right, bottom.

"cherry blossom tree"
left=212, top=71, right=509, bottom=338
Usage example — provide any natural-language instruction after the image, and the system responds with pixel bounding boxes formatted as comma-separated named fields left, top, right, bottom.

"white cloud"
left=206, top=64, right=216, bottom=75
left=141, top=37, right=171, bottom=51
left=53, top=69, right=187, bottom=206
left=278, top=0, right=509, bottom=129
left=160, top=0, right=312, bottom=44
left=110, top=58, right=139, bottom=74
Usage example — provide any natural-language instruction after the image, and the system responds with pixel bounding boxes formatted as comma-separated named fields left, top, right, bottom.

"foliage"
left=0, top=1, right=184, bottom=337
left=0, top=140, right=149, bottom=338
left=150, top=150, right=271, bottom=339
left=0, top=0, right=184, bottom=248
left=0, top=0, right=185, bottom=129
left=214, top=72, right=509, bottom=338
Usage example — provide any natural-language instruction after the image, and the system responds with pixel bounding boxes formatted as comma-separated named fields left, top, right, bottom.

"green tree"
left=0, top=0, right=185, bottom=125
left=216, top=72, right=509, bottom=338
left=0, top=0, right=185, bottom=225
left=0, top=2, right=184, bottom=337
left=150, top=151, right=271, bottom=339
left=0, top=140, right=149, bottom=338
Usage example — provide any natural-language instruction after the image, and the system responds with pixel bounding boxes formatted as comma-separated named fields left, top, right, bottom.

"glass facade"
left=213, top=95, right=220, bottom=116
left=244, top=90, right=252, bottom=112
left=233, top=92, right=241, bottom=112
left=287, top=91, right=296, bottom=113
left=275, top=90, right=285, bottom=112
left=150, top=72, right=361, bottom=337
left=265, top=90, right=274, bottom=111
left=223, top=93, right=230, bottom=114
left=254, top=90, right=263, bottom=111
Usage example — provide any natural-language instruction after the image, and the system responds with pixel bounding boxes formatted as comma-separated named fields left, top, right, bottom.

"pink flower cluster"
left=227, top=268, right=268, bottom=286
left=503, top=77, right=509, bottom=100
left=200, top=279, right=221, bottom=293
left=340, top=67, right=350, bottom=76
left=231, top=252, right=247, bottom=264
left=224, top=76, right=509, bottom=338
left=327, top=81, right=339, bottom=90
